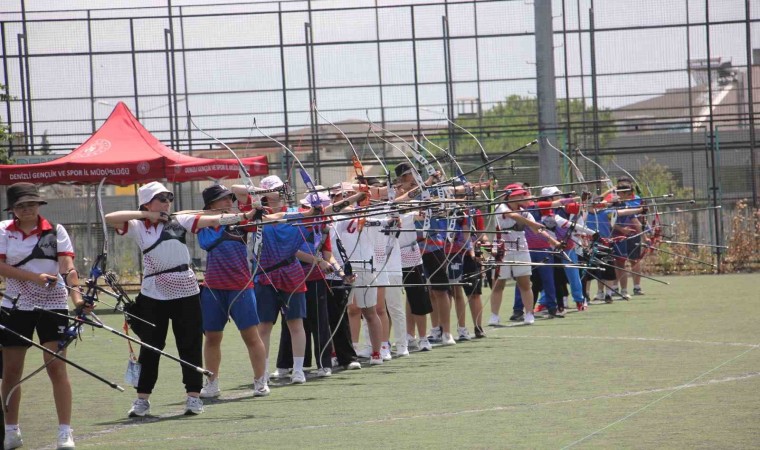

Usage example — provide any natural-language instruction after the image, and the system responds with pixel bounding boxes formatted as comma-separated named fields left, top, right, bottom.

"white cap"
left=300, top=186, right=331, bottom=207
left=260, top=175, right=284, bottom=190
left=540, top=186, right=562, bottom=197
left=138, top=181, right=171, bottom=206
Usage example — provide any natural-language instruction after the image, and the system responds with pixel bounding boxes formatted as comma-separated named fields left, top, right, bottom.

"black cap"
left=202, top=184, right=236, bottom=210
left=5, top=182, right=47, bottom=211
left=394, top=162, right=413, bottom=178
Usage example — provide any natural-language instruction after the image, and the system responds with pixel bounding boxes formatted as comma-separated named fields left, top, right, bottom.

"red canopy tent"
left=0, top=102, right=268, bottom=186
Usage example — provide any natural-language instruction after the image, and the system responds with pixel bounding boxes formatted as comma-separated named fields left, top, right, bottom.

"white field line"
left=68, top=371, right=760, bottom=448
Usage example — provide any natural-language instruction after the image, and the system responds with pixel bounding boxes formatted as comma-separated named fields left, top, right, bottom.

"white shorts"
left=497, top=250, right=532, bottom=280
left=350, top=271, right=380, bottom=309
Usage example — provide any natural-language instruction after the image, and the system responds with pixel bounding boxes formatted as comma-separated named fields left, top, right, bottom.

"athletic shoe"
left=346, top=361, right=362, bottom=370
left=407, top=335, right=420, bottom=351
left=253, top=377, right=270, bottom=397
left=370, top=352, right=383, bottom=365
left=57, top=428, right=75, bottom=450
left=633, top=287, right=645, bottom=296
left=271, top=368, right=292, bottom=379
left=200, top=378, right=220, bottom=398
left=127, top=398, right=151, bottom=417
left=620, top=290, right=631, bottom=300
left=331, top=356, right=339, bottom=368
left=534, top=304, right=547, bottom=313
left=184, top=396, right=204, bottom=415
left=4, top=429, right=23, bottom=450
left=380, top=344, right=392, bottom=361
left=355, top=346, right=372, bottom=359
left=427, top=326, right=442, bottom=343
left=509, top=311, right=524, bottom=322
left=441, top=333, right=457, bottom=346
left=547, top=309, right=565, bottom=319
left=474, top=325, right=486, bottom=338
left=594, top=292, right=605, bottom=301
left=576, top=302, right=587, bottom=311
left=604, top=295, right=613, bottom=304
left=457, top=327, right=472, bottom=341
left=317, top=367, right=332, bottom=377
left=418, top=337, right=433, bottom=351
left=487, top=313, right=501, bottom=326
left=290, top=370, right=306, bottom=384
left=524, top=312, right=535, bottom=325
left=395, top=345, right=410, bottom=357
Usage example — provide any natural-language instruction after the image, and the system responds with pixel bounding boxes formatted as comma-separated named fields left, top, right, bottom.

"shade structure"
left=0, top=102, right=268, bottom=186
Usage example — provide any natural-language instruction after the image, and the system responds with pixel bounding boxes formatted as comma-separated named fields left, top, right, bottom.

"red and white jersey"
left=117, top=214, right=200, bottom=300
left=0, top=217, right=75, bottom=311
left=494, top=204, right=532, bottom=252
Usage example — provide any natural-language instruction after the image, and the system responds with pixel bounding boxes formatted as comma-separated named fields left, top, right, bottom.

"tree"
left=425, top=95, right=616, bottom=158
left=0, top=84, right=13, bottom=165
left=39, top=130, right=52, bottom=155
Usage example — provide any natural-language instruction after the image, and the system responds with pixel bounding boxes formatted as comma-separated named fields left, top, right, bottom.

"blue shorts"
left=201, top=287, right=260, bottom=332
left=613, top=238, right=628, bottom=258
left=254, top=284, right=307, bottom=323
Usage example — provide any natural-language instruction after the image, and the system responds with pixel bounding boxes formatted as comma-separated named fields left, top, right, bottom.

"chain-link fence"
left=1, top=0, right=758, bottom=274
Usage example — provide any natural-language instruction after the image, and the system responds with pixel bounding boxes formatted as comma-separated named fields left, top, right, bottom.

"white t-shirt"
left=118, top=214, right=200, bottom=300
left=398, top=213, right=423, bottom=268
left=0, top=218, right=74, bottom=311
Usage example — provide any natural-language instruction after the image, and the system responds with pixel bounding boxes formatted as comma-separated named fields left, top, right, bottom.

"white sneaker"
left=253, top=377, right=270, bottom=397
left=427, top=326, right=442, bottom=343
left=4, top=429, right=23, bottom=450
left=271, top=368, right=292, bottom=379
left=621, top=290, right=631, bottom=300
left=290, top=370, right=306, bottom=384
left=593, top=292, right=605, bottom=301
left=524, top=313, right=535, bottom=325
left=355, top=346, right=372, bottom=359
left=346, top=361, right=362, bottom=370
left=57, top=428, right=75, bottom=450
left=418, top=337, right=433, bottom=351
left=184, top=396, right=204, bottom=415
left=407, top=335, right=419, bottom=351
left=317, top=367, right=332, bottom=377
left=457, top=327, right=472, bottom=341
left=488, top=313, right=500, bottom=326
left=200, top=378, right=220, bottom=398
left=127, top=398, right=151, bottom=417
left=369, top=355, right=383, bottom=365
left=395, top=344, right=409, bottom=357
left=331, top=356, right=339, bottom=368
left=380, top=344, right=392, bottom=361
left=441, top=333, right=456, bottom=346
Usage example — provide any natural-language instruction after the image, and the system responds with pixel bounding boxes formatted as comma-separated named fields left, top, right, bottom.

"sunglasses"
left=153, top=193, right=174, bottom=203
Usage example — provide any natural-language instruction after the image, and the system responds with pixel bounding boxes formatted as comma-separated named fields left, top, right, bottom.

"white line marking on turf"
left=499, top=334, right=760, bottom=348
left=560, top=342, right=760, bottom=449
left=70, top=371, right=760, bottom=447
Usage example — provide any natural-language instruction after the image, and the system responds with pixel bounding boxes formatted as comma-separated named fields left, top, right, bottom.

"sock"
left=58, top=424, right=71, bottom=434
left=634, top=284, right=641, bottom=289
left=382, top=341, right=390, bottom=348
left=293, top=357, right=304, bottom=372
left=255, top=375, right=267, bottom=384
left=264, top=360, right=269, bottom=374
left=5, top=424, right=19, bottom=433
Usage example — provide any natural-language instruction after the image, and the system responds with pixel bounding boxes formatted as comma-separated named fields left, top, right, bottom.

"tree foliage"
left=426, top=95, right=616, bottom=157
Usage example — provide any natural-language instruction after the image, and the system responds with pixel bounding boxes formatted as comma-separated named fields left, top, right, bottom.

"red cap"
left=504, top=183, right=528, bottom=198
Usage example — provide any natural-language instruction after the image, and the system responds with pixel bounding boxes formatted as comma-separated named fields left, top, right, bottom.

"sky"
left=1, top=0, right=758, bottom=150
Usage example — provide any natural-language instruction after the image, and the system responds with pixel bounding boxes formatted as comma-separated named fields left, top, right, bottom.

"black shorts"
left=462, top=253, right=483, bottom=296
left=422, top=250, right=450, bottom=292
left=628, top=235, right=643, bottom=260
left=402, top=265, right=433, bottom=315
left=0, top=308, right=68, bottom=347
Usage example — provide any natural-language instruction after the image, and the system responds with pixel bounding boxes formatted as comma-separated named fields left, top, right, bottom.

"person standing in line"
left=0, top=182, right=87, bottom=450
left=195, top=184, right=269, bottom=399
